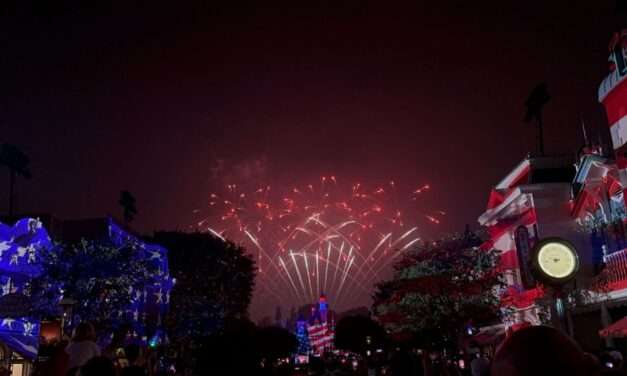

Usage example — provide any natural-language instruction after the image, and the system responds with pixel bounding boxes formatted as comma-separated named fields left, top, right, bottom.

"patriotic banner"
left=307, top=321, right=334, bottom=354
left=107, top=219, right=173, bottom=340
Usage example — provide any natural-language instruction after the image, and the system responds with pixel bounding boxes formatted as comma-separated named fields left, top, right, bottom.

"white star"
left=10, top=254, right=19, bottom=265
left=28, top=218, right=42, bottom=232
left=149, top=250, right=161, bottom=260
left=154, top=289, right=163, bottom=304
left=1, top=279, right=11, bottom=296
left=23, top=321, right=34, bottom=336
left=27, top=248, right=36, bottom=264
left=17, top=244, right=35, bottom=257
left=2, top=319, right=15, bottom=329
left=0, top=241, right=11, bottom=258
left=135, top=291, right=142, bottom=301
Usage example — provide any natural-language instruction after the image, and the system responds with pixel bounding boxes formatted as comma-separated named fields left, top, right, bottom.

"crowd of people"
left=20, top=323, right=627, bottom=375
left=293, top=326, right=627, bottom=376
left=33, top=323, right=164, bottom=376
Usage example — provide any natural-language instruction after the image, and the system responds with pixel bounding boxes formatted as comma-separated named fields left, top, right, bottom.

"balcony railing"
left=594, top=248, right=627, bottom=291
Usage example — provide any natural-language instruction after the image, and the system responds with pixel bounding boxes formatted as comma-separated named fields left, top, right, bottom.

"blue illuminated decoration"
left=106, top=219, right=173, bottom=342
left=0, top=218, right=52, bottom=359
left=0, top=217, right=173, bottom=359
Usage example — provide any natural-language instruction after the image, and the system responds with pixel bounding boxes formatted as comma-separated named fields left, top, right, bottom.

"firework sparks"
left=195, top=177, right=441, bottom=312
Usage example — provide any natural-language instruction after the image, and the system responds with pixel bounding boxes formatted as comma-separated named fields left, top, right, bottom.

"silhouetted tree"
left=524, top=83, right=551, bottom=156
left=118, top=190, right=137, bottom=224
left=255, top=326, right=298, bottom=363
left=195, top=318, right=258, bottom=376
left=0, top=144, right=31, bottom=217
left=194, top=321, right=296, bottom=375
left=335, top=315, right=386, bottom=355
left=337, top=306, right=370, bottom=321
left=150, top=231, right=255, bottom=339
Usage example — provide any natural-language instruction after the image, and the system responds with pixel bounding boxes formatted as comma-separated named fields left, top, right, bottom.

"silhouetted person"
left=40, top=339, right=69, bottom=376
left=121, top=344, right=148, bottom=376
left=103, top=326, right=129, bottom=360
left=470, top=354, right=490, bottom=376
left=490, top=326, right=599, bottom=376
left=309, top=356, right=325, bottom=375
left=600, top=350, right=627, bottom=375
left=390, top=348, right=413, bottom=376
left=80, top=356, right=116, bottom=376
left=65, top=323, right=100, bottom=376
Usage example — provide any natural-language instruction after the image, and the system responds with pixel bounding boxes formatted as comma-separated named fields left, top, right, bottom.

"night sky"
left=1, top=2, right=625, bottom=315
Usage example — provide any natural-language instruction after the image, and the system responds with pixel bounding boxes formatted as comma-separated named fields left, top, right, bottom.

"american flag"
left=307, top=321, right=334, bottom=353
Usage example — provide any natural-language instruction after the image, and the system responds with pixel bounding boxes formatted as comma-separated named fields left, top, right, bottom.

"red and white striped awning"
left=600, top=316, right=627, bottom=338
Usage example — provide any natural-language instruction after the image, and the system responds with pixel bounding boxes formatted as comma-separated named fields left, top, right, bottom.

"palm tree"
left=118, top=190, right=137, bottom=224
left=524, top=83, right=551, bottom=156
left=0, top=144, right=32, bottom=218
left=524, top=82, right=551, bottom=156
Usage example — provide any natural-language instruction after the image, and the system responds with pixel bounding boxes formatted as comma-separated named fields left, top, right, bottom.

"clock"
left=531, top=238, right=579, bottom=285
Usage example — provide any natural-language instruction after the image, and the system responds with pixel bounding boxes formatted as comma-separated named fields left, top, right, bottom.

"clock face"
left=536, top=242, right=577, bottom=279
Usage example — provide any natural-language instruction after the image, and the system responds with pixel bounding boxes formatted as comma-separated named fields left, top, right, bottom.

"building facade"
left=477, top=28, right=627, bottom=352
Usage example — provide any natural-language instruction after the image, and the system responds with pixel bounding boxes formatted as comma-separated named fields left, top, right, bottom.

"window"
left=615, top=40, right=627, bottom=77
left=515, top=226, right=535, bottom=289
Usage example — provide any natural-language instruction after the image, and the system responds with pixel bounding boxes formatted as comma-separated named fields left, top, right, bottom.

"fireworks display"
left=194, top=176, right=443, bottom=315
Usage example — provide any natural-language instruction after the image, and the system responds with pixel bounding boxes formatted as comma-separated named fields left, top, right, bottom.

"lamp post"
left=530, top=238, right=580, bottom=336
left=59, top=298, right=76, bottom=337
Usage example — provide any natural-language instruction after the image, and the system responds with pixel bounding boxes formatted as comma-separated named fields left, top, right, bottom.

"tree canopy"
left=118, top=190, right=137, bottom=224
left=31, top=239, right=158, bottom=332
left=194, top=319, right=296, bottom=375
left=150, top=231, right=255, bottom=339
left=255, top=325, right=298, bottom=363
left=335, top=314, right=386, bottom=355
left=0, top=143, right=32, bottom=217
left=372, top=231, right=503, bottom=351
left=0, top=144, right=31, bottom=179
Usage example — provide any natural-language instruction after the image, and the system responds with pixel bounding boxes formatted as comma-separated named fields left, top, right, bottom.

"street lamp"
left=59, top=298, right=76, bottom=337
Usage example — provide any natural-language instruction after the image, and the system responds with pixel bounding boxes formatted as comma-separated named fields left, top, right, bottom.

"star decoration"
left=23, top=321, right=35, bottom=336
left=2, top=319, right=15, bottom=329
left=154, top=289, right=163, bottom=304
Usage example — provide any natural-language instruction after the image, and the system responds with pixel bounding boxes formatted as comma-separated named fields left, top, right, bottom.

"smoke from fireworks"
left=194, top=176, right=442, bottom=315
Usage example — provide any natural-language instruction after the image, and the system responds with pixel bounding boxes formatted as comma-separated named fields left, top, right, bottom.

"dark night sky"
left=1, top=2, right=624, bottom=238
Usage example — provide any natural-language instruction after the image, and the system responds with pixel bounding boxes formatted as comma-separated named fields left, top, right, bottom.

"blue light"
left=0, top=218, right=52, bottom=359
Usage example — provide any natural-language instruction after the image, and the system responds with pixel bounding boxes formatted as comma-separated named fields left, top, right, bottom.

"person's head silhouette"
left=491, top=326, right=599, bottom=376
